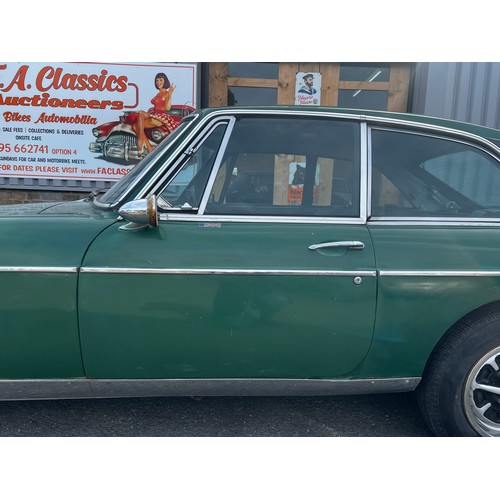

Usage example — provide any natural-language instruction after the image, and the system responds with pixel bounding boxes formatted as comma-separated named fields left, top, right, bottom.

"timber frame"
left=208, top=62, right=412, bottom=112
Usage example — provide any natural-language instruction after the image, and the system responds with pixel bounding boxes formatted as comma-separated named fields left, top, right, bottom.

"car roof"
left=197, top=106, right=500, bottom=142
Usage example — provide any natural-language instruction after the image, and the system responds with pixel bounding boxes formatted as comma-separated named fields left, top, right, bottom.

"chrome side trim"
left=368, top=219, right=500, bottom=226
left=81, top=267, right=377, bottom=277
left=158, top=214, right=365, bottom=224
left=0, top=266, right=78, bottom=273
left=380, top=270, right=500, bottom=277
left=0, top=377, right=421, bottom=401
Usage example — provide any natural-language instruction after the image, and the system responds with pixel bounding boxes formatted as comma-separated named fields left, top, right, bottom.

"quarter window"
left=159, top=123, right=227, bottom=209
left=371, top=129, right=500, bottom=218
left=204, top=116, right=360, bottom=217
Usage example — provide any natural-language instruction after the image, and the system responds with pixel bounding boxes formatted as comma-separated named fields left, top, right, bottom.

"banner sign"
left=0, top=62, right=198, bottom=182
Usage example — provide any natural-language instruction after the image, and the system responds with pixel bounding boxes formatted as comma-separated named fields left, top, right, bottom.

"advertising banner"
left=0, top=62, right=198, bottom=182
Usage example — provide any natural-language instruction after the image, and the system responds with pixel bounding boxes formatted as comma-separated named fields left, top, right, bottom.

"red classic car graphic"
left=89, top=104, right=195, bottom=163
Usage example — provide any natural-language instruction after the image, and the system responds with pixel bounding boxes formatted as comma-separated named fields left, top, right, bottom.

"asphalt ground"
left=0, top=390, right=432, bottom=437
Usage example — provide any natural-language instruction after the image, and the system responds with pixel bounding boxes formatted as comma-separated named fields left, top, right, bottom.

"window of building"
left=339, top=64, right=390, bottom=82
left=228, top=87, right=278, bottom=106
left=228, top=63, right=279, bottom=79
left=338, top=90, right=388, bottom=111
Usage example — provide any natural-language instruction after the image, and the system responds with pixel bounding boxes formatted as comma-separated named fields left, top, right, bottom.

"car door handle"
left=308, top=241, right=365, bottom=251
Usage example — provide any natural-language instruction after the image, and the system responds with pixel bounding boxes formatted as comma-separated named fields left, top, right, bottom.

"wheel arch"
left=420, top=299, right=500, bottom=381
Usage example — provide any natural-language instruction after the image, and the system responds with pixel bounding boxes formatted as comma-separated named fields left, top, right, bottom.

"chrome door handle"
left=308, top=241, right=365, bottom=251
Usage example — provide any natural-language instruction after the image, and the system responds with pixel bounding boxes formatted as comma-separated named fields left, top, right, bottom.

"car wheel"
left=418, top=307, right=500, bottom=436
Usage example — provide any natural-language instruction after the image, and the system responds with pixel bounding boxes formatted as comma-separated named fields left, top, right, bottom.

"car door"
left=79, top=113, right=377, bottom=379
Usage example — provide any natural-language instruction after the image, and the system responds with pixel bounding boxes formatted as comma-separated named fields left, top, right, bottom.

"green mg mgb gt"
left=1, top=106, right=500, bottom=436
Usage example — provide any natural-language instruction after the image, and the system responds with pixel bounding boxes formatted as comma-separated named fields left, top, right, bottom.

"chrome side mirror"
left=118, top=194, right=159, bottom=231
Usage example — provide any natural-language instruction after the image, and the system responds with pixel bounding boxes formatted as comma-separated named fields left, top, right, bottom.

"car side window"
left=371, top=129, right=500, bottom=218
left=203, top=116, right=360, bottom=217
left=159, top=123, right=227, bottom=209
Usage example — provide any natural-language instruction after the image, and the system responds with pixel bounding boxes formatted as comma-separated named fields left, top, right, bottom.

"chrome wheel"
left=464, top=346, right=500, bottom=436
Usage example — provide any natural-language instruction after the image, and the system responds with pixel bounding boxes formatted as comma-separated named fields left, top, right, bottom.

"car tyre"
left=418, top=306, right=500, bottom=436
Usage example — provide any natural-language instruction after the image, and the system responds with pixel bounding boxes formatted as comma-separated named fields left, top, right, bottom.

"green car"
left=2, top=106, right=500, bottom=437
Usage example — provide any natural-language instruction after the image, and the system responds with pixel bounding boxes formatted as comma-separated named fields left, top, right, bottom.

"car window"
left=203, top=116, right=360, bottom=217
left=371, top=129, right=500, bottom=218
left=159, top=123, right=227, bottom=209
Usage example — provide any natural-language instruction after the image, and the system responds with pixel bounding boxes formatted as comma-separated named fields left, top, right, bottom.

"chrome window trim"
left=0, top=377, right=420, bottom=401
left=81, top=267, right=377, bottom=277
left=363, top=121, right=372, bottom=221
left=205, top=108, right=363, bottom=122
left=0, top=266, right=77, bottom=273
left=198, top=117, right=237, bottom=214
left=359, top=121, right=368, bottom=222
left=368, top=124, right=500, bottom=223
left=160, top=113, right=367, bottom=223
left=158, top=214, right=366, bottom=224
left=364, top=115, right=500, bottom=156
left=370, top=124, right=500, bottom=160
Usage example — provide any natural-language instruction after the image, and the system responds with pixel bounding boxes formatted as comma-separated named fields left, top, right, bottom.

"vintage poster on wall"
left=294, top=72, right=321, bottom=106
left=0, top=62, right=198, bottom=182
left=288, top=161, right=320, bottom=204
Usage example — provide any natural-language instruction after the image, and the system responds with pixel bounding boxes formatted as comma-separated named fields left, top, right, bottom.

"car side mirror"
left=118, top=194, right=159, bottom=231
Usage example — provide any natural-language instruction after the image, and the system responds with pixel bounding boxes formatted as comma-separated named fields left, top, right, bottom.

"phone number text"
left=0, top=143, right=49, bottom=154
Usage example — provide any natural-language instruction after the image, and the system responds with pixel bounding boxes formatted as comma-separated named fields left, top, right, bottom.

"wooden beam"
left=298, top=63, right=320, bottom=73
left=319, top=63, right=340, bottom=106
left=208, top=63, right=228, bottom=107
left=227, top=77, right=278, bottom=88
left=387, top=63, right=411, bottom=112
left=278, top=63, right=298, bottom=105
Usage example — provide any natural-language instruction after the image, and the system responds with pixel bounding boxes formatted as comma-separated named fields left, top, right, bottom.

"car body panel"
left=79, top=221, right=376, bottom=378
left=0, top=201, right=116, bottom=378
left=357, top=224, right=500, bottom=378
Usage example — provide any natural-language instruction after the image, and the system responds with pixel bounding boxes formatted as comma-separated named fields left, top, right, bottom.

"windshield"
left=96, top=116, right=196, bottom=207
